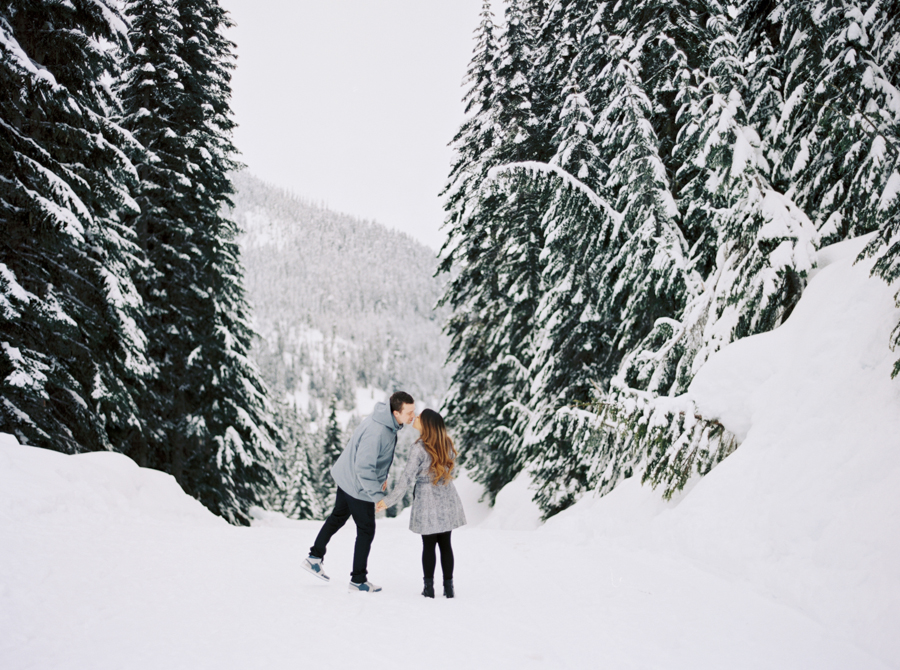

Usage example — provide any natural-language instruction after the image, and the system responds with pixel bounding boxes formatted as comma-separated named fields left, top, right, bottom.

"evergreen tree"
left=852, top=0, right=900, bottom=376
left=268, top=401, right=318, bottom=520
left=0, top=0, right=149, bottom=455
left=118, top=0, right=280, bottom=524
left=442, top=0, right=560, bottom=500
left=527, top=28, right=692, bottom=514
left=621, top=4, right=815, bottom=394
left=317, top=396, right=344, bottom=506
left=771, top=0, right=899, bottom=244
left=598, top=3, right=817, bottom=498
left=440, top=0, right=520, bottom=498
left=320, top=398, right=344, bottom=470
left=117, top=0, right=190, bottom=467
left=508, top=64, right=616, bottom=513
left=530, top=0, right=593, bottom=158
left=747, top=0, right=900, bottom=373
left=602, top=0, right=707, bottom=175
left=174, top=0, right=280, bottom=525
left=493, top=0, right=543, bottom=163
left=738, top=0, right=784, bottom=175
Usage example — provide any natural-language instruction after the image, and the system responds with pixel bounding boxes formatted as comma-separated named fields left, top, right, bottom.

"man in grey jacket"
left=303, top=391, right=415, bottom=593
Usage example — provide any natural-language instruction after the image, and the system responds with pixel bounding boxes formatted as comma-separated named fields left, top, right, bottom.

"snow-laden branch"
left=486, top=161, right=623, bottom=225
left=501, top=354, right=530, bottom=381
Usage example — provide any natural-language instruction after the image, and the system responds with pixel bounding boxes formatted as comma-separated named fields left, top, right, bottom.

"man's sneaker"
left=348, top=580, right=382, bottom=593
left=302, top=556, right=330, bottom=582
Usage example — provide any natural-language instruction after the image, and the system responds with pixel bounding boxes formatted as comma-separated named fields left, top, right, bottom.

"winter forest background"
left=2, top=0, right=899, bottom=530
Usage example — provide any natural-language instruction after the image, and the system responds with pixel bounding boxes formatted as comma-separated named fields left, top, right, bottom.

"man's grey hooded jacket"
left=330, top=401, right=400, bottom=503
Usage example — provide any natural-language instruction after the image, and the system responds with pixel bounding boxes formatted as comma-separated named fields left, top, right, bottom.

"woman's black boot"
left=422, top=578, right=435, bottom=598
left=443, top=579, right=454, bottom=598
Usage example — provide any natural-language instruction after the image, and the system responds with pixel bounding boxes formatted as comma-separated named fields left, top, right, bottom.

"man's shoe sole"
left=347, top=584, right=382, bottom=593
left=301, top=561, right=330, bottom=582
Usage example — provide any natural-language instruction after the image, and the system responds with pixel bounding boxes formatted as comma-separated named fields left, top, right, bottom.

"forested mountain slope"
left=229, top=171, right=450, bottom=422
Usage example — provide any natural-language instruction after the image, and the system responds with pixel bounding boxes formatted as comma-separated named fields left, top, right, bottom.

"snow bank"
left=477, top=472, right=543, bottom=531
left=0, top=434, right=222, bottom=528
left=541, top=234, right=900, bottom=665
left=453, top=469, right=494, bottom=526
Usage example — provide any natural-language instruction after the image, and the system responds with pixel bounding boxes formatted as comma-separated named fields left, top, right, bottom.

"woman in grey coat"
left=378, top=408, right=466, bottom=598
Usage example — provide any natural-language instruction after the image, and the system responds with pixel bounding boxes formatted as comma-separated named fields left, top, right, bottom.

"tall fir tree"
left=440, top=0, right=512, bottom=497
left=118, top=0, right=280, bottom=524
left=510, top=66, right=617, bottom=513
left=0, top=0, right=149, bottom=455
left=851, top=0, right=900, bottom=375
left=598, top=3, right=816, bottom=498
left=619, top=3, right=815, bottom=397
left=174, top=0, right=280, bottom=524
left=771, top=0, right=899, bottom=244
left=117, top=0, right=190, bottom=468
left=525, top=26, right=693, bottom=514
left=442, top=0, right=559, bottom=500
left=316, top=396, right=344, bottom=507
left=530, top=0, right=592, bottom=159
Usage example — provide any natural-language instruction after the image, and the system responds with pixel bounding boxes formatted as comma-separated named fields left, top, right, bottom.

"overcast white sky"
left=220, top=0, right=486, bottom=250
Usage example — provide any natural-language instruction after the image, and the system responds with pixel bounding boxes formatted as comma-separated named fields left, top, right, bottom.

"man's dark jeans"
left=310, top=487, right=376, bottom=584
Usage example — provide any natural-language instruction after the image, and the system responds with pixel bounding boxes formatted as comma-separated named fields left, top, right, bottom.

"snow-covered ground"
left=2, top=237, right=898, bottom=669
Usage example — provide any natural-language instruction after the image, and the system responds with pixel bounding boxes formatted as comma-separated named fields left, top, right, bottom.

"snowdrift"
left=0, top=433, right=222, bottom=528
left=532, top=235, right=900, bottom=664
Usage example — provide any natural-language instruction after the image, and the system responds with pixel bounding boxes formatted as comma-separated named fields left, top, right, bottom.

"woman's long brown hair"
left=418, top=409, right=456, bottom=485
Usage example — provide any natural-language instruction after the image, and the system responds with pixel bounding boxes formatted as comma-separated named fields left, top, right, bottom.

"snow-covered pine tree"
left=622, top=4, right=815, bottom=392
left=268, top=400, right=318, bottom=520
left=522, top=0, right=800, bottom=515
left=746, top=0, right=900, bottom=374
left=173, top=0, right=280, bottom=525
left=599, top=3, right=817, bottom=497
left=530, top=0, right=593, bottom=160
left=320, top=397, right=344, bottom=471
left=772, top=0, right=899, bottom=245
left=493, top=0, right=543, bottom=163
left=0, top=0, right=149, bottom=455
left=446, top=0, right=553, bottom=500
left=118, top=0, right=279, bottom=523
left=441, top=0, right=498, bottom=214
left=512, top=64, right=617, bottom=513
left=316, top=396, right=344, bottom=508
left=117, top=0, right=191, bottom=468
left=440, top=0, right=900, bottom=519
left=738, top=0, right=785, bottom=177
left=606, top=0, right=708, bottom=176
left=441, top=0, right=532, bottom=499
left=438, top=3, right=499, bottom=448
left=526, top=25, right=692, bottom=515
left=849, top=0, right=900, bottom=376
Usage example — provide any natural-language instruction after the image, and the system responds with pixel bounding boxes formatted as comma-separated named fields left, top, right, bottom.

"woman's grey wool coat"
left=382, top=440, right=467, bottom=535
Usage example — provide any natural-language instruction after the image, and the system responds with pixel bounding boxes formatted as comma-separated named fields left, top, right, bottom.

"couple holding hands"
left=302, top=391, right=467, bottom=598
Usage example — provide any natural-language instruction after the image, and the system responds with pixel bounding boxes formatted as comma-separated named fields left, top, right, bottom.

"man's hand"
left=382, top=481, right=388, bottom=492
left=376, top=500, right=387, bottom=513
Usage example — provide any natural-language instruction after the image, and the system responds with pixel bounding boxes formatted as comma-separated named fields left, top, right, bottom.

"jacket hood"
left=372, top=401, right=399, bottom=431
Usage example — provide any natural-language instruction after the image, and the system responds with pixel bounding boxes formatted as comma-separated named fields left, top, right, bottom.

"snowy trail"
left=1, top=502, right=885, bottom=670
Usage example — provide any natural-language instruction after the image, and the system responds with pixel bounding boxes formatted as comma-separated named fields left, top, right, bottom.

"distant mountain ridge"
left=229, top=170, right=450, bottom=423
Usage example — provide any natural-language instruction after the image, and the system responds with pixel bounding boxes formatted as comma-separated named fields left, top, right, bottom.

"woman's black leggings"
left=421, top=531, right=454, bottom=580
